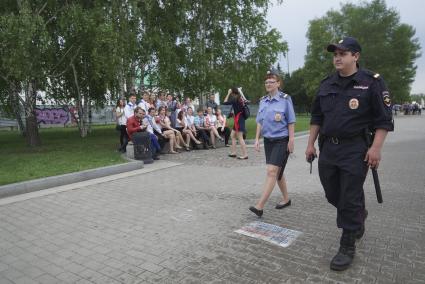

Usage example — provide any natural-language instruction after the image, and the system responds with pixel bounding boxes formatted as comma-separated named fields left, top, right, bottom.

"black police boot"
left=330, top=230, right=356, bottom=271
left=356, top=209, right=368, bottom=240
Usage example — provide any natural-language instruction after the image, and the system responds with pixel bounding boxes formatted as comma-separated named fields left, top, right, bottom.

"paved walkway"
left=0, top=115, right=424, bottom=283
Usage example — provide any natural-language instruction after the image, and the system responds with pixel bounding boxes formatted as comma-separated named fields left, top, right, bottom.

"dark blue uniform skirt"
left=264, top=136, right=289, bottom=167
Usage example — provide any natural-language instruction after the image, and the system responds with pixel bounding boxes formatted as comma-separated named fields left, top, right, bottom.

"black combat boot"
left=330, top=230, right=356, bottom=271
left=355, top=209, right=368, bottom=239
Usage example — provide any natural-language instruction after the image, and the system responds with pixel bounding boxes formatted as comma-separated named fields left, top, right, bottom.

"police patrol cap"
left=266, top=67, right=279, bottom=76
left=327, top=37, right=362, bottom=53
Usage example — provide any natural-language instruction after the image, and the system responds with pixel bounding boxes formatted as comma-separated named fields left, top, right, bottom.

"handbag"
left=242, top=103, right=250, bottom=119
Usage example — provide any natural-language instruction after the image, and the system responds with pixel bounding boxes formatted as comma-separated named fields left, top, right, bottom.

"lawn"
left=0, top=115, right=311, bottom=186
left=0, top=125, right=126, bottom=186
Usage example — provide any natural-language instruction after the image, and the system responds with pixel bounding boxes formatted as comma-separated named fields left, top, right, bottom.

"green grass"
left=0, top=115, right=311, bottom=186
left=0, top=125, right=126, bottom=186
left=227, top=115, right=310, bottom=139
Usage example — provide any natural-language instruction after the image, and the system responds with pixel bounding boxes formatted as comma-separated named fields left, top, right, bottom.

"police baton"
left=307, top=154, right=317, bottom=174
left=364, top=129, right=383, bottom=203
left=277, top=150, right=290, bottom=181
left=371, top=167, right=383, bottom=203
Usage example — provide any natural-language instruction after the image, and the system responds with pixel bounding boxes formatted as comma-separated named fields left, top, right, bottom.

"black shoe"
left=153, top=155, right=160, bottom=160
left=249, top=206, right=263, bottom=217
left=356, top=209, right=368, bottom=239
left=330, top=230, right=356, bottom=271
left=228, top=154, right=237, bottom=158
left=275, top=199, right=291, bottom=209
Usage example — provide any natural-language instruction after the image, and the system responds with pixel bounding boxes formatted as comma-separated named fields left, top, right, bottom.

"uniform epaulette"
left=280, top=93, right=289, bottom=99
left=363, top=69, right=381, bottom=80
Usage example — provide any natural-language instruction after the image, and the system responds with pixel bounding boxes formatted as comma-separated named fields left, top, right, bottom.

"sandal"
left=169, top=151, right=178, bottom=154
left=237, top=156, right=248, bottom=160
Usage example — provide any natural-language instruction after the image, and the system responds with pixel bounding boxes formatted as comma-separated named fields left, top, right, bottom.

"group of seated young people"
left=116, top=91, right=231, bottom=160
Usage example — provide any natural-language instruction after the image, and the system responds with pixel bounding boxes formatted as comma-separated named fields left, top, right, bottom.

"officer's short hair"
left=264, top=72, right=281, bottom=82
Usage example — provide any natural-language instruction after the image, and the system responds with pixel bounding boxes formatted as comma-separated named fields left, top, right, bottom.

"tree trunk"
left=71, top=63, right=88, bottom=138
left=24, top=80, right=41, bottom=147
left=79, top=94, right=89, bottom=137
left=139, top=63, right=145, bottom=91
left=10, top=83, right=26, bottom=136
left=88, top=98, right=92, bottom=133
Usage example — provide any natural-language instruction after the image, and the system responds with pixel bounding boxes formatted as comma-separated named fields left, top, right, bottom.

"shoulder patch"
left=374, top=73, right=380, bottom=78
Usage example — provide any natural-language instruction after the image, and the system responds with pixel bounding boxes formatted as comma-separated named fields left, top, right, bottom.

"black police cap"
left=327, top=37, right=362, bottom=53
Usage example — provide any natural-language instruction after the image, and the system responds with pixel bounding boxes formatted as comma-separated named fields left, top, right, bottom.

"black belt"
left=264, top=136, right=289, bottom=143
left=323, top=134, right=364, bottom=145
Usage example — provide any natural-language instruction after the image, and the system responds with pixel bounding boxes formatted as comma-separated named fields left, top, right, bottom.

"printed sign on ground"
left=235, top=221, right=302, bottom=248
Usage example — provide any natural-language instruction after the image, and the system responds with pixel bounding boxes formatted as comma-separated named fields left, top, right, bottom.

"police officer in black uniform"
left=305, top=37, right=394, bottom=271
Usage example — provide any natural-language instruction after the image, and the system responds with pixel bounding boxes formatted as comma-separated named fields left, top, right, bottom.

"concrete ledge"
left=0, top=161, right=144, bottom=199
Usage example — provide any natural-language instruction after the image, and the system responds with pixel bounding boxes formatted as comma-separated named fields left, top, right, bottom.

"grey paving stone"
left=0, top=115, right=424, bottom=283
left=34, top=274, right=60, bottom=284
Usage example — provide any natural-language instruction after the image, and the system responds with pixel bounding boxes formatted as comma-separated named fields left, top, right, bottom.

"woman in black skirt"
left=223, top=87, right=248, bottom=159
left=249, top=69, right=296, bottom=217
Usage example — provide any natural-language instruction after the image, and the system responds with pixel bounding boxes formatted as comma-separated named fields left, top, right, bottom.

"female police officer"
left=249, top=69, right=296, bottom=217
left=305, top=37, right=393, bottom=271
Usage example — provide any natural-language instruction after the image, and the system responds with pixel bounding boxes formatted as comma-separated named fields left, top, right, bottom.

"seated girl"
left=205, top=106, right=223, bottom=148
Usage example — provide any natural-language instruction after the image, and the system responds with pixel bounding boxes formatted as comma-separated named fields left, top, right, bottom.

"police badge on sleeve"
left=382, top=91, right=391, bottom=107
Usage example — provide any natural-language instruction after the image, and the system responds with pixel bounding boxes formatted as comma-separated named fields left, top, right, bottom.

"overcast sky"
left=267, top=0, right=425, bottom=94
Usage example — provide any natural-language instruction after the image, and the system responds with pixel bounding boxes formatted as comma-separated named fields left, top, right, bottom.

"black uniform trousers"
left=318, top=137, right=368, bottom=231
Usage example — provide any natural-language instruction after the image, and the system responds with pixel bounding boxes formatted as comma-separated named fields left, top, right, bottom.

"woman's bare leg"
left=255, top=165, right=279, bottom=209
left=276, top=176, right=290, bottom=203
left=177, top=131, right=188, bottom=147
left=230, top=130, right=237, bottom=155
left=236, top=132, right=247, bottom=157
left=210, top=129, right=215, bottom=146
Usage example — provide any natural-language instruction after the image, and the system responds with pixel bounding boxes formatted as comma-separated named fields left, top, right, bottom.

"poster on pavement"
left=235, top=221, right=302, bottom=248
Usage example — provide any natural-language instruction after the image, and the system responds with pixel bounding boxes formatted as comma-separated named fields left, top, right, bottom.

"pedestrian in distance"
left=305, top=37, right=394, bottom=271
left=249, top=68, right=296, bottom=218
left=223, top=87, right=248, bottom=159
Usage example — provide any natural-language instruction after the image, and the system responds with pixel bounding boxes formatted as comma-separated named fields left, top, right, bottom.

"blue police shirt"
left=256, top=92, right=296, bottom=138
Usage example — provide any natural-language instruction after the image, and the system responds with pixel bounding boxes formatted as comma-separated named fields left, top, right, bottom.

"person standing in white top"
left=156, top=91, right=167, bottom=110
left=124, top=95, right=137, bottom=119
left=115, top=98, right=128, bottom=153
left=138, top=91, right=150, bottom=113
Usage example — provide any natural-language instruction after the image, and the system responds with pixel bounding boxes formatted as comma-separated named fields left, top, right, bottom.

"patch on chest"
left=349, top=98, right=359, bottom=109
left=353, top=85, right=369, bottom=90
left=274, top=113, right=282, bottom=121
